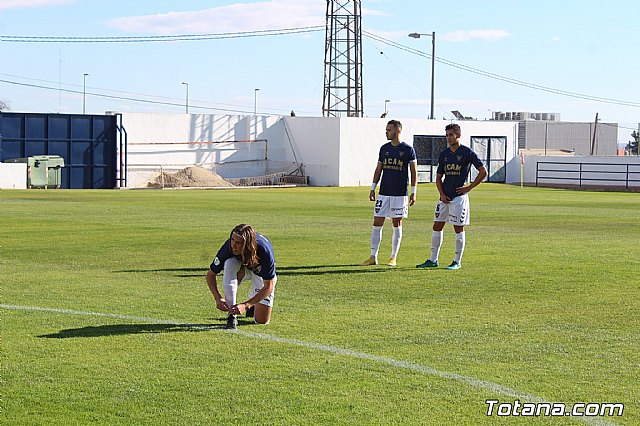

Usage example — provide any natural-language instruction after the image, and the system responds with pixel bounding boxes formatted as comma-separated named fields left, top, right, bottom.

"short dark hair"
left=387, top=120, right=402, bottom=130
left=445, top=123, right=461, bottom=135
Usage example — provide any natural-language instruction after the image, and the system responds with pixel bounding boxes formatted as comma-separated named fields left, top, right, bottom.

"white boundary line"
left=0, top=304, right=178, bottom=324
left=0, top=304, right=618, bottom=425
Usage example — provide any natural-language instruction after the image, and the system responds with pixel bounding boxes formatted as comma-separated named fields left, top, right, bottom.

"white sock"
left=391, top=226, right=402, bottom=259
left=223, top=277, right=238, bottom=308
left=454, top=232, right=466, bottom=264
left=430, top=230, right=443, bottom=262
left=370, top=226, right=383, bottom=259
left=222, top=258, right=243, bottom=309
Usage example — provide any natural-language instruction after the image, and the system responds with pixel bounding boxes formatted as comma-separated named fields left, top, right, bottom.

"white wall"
left=0, top=163, right=27, bottom=189
left=281, top=117, right=341, bottom=186
left=119, top=113, right=519, bottom=187
left=336, top=118, right=518, bottom=186
left=122, top=112, right=283, bottom=170
left=337, top=118, right=386, bottom=186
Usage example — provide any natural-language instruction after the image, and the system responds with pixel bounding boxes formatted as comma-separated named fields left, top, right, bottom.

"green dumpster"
left=41, top=155, right=65, bottom=189
left=4, top=156, right=65, bottom=189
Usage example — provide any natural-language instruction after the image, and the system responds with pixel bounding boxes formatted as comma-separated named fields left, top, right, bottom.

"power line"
left=0, top=26, right=324, bottom=43
left=599, top=121, right=638, bottom=133
left=3, top=25, right=639, bottom=109
left=365, top=37, right=455, bottom=119
left=0, top=78, right=311, bottom=116
left=362, top=30, right=640, bottom=109
left=3, top=26, right=639, bottom=118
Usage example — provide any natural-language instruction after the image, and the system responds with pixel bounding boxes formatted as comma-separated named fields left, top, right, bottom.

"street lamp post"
left=83, top=73, right=89, bottom=114
left=254, top=88, right=260, bottom=116
left=408, top=31, right=435, bottom=120
left=181, top=82, right=189, bottom=114
left=384, top=99, right=390, bottom=115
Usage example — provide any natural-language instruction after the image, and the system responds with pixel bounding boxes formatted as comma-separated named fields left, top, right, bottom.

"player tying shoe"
left=416, top=123, right=486, bottom=270
left=206, top=224, right=277, bottom=329
left=361, top=120, right=417, bottom=267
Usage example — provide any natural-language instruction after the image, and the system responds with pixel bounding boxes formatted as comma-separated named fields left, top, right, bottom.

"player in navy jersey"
left=206, top=224, right=277, bottom=329
left=417, top=123, right=487, bottom=270
left=361, top=120, right=417, bottom=267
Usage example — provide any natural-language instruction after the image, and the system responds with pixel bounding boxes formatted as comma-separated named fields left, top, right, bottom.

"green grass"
left=1, top=184, right=638, bottom=425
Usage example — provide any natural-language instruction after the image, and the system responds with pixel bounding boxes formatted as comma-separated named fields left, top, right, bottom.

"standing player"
left=416, top=123, right=487, bottom=270
left=206, top=224, right=277, bottom=329
left=361, top=120, right=417, bottom=267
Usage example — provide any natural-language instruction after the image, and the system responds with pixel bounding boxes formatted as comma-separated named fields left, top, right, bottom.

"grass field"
left=1, top=184, right=638, bottom=425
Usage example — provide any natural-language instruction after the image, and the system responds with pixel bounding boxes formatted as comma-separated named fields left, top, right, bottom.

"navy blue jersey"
left=436, top=145, right=484, bottom=200
left=210, top=233, right=276, bottom=279
left=378, top=142, right=417, bottom=196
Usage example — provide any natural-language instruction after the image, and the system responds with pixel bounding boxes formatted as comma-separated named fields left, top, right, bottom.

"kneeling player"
left=206, top=224, right=277, bottom=329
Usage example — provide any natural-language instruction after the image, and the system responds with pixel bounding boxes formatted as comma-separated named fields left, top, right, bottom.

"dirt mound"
left=148, top=166, right=234, bottom=188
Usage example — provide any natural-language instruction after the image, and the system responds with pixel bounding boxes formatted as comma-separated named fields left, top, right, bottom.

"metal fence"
left=536, top=161, right=640, bottom=189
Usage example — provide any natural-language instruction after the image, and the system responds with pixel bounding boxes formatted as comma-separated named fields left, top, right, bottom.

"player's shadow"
left=117, top=265, right=388, bottom=277
left=38, top=322, right=224, bottom=338
left=276, top=265, right=388, bottom=276
left=115, top=267, right=205, bottom=278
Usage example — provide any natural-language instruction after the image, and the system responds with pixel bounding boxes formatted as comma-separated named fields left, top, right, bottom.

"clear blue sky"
left=1, top=0, right=638, bottom=141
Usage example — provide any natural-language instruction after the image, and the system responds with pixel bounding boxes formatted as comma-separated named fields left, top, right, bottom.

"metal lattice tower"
left=322, top=0, right=363, bottom=117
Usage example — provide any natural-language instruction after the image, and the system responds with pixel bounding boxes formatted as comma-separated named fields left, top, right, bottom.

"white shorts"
left=223, top=258, right=276, bottom=307
left=434, top=194, right=470, bottom=226
left=374, top=195, right=408, bottom=219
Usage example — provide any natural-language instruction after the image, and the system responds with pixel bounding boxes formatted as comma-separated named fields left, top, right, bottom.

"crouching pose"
left=206, top=224, right=277, bottom=329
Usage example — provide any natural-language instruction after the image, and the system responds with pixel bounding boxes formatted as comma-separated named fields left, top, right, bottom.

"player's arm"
left=369, top=162, right=383, bottom=201
left=409, top=161, right=417, bottom=206
left=435, top=173, right=450, bottom=203
left=231, top=278, right=275, bottom=315
left=206, top=269, right=229, bottom=312
left=457, top=165, right=487, bottom=195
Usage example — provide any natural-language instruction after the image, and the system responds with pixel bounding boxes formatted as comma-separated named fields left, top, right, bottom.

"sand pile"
left=148, top=166, right=234, bottom=188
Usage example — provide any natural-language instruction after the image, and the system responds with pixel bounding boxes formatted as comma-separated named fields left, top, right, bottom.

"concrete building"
left=517, top=120, right=617, bottom=156
left=120, top=113, right=519, bottom=188
left=1, top=111, right=626, bottom=189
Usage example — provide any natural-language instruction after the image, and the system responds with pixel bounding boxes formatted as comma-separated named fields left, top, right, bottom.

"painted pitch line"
left=0, top=304, right=618, bottom=426
left=0, top=304, right=180, bottom=325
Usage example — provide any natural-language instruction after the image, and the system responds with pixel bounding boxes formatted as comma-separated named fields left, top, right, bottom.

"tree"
left=626, top=131, right=639, bottom=155
left=0, top=99, right=9, bottom=111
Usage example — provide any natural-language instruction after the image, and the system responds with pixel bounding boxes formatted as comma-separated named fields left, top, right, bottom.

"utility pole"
left=181, top=82, right=189, bottom=114
left=408, top=31, right=436, bottom=119
left=83, top=73, right=89, bottom=114
left=590, top=113, right=598, bottom=155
